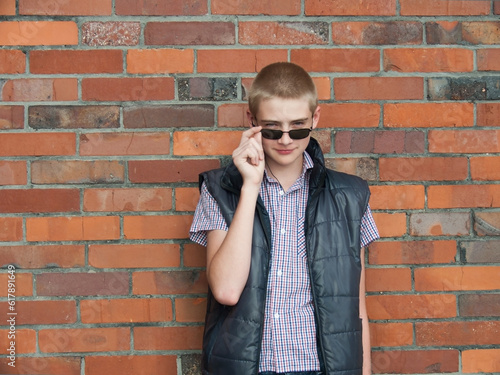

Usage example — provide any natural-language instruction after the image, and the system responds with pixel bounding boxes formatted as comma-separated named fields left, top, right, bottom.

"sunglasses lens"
left=260, top=129, right=282, bottom=139
left=289, top=129, right=311, bottom=139
left=260, top=128, right=312, bottom=140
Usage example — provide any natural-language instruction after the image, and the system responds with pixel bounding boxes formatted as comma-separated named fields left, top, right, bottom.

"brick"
left=379, top=157, right=468, bottom=181
left=129, top=159, right=219, bottom=183
left=179, top=77, right=237, bottom=101
left=384, top=103, right=473, bottom=128
left=0, top=329, right=36, bottom=354
left=0, top=21, right=78, bottom=46
left=325, top=157, right=377, bottom=181
left=384, top=48, right=473, bottom=72
left=462, top=240, right=500, bottom=263
left=133, top=270, right=207, bottom=295
left=372, top=213, right=407, bottom=238
left=0, top=217, right=22, bottom=242
left=31, top=50, right=122, bottom=74
left=401, top=0, right=490, bottom=15
left=305, top=0, right=396, bottom=15
left=127, top=49, right=194, bottom=74
left=39, top=327, right=130, bottom=353
left=0, top=300, right=76, bottom=324
left=0, top=273, right=32, bottom=297
left=320, top=103, right=380, bottom=128
left=82, top=78, right=174, bottom=101
left=175, top=187, right=200, bottom=212
left=181, top=354, right=202, bottom=375
left=0, top=49, right=26, bottom=74
left=81, top=298, right=173, bottom=324
left=371, top=350, right=459, bottom=374
left=0, top=0, right=15, bottom=15
left=145, top=22, right=235, bottom=45
left=291, top=49, right=379, bottom=72
left=428, top=185, right=500, bottom=209
left=0, top=189, right=79, bottom=213
left=2, top=357, right=81, bottom=375
left=27, top=216, right=121, bottom=242
left=0, top=133, right=75, bottom=156
left=410, top=212, right=470, bottom=236
left=183, top=243, right=207, bottom=268
left=370, top=323, right=413, bottom=347
left=89, top=244, right=180, bottom=268
left=116, top=0, right=207, bottom=15
left=369, top=185, right=425, bottom=210
left=2, top=78, right=78, bottom=101
left=471, top=156, right=500, bottom=180
left=462, top=349, right=500, bottom=373
left=460, top=294, right=500, bottom=317
left=80, top=132, right=170, bottom=156
left=427, top=21, right=500, bottom=45
left=474, top=212, right=500, bottom=236
left=367, top=294, right=456, bottom=320
left=0, top=105, right=24, bottom=129
left=477, top=103, right=500, bottom=126
left=123, top=215, right=192, bottom=240
left=198, top=49, right=287, bottom=73
left=174, top=131, right=241, bottom=156
left=84, top=188, right=172, bottom=212
left=134, top=326, right=203, bottom=350
left=416, top=321, right=500, bottom=346
left=19, top=0, right=112, bottom=15
left=175, top=298, right=207, bottom=323
left=0, top=161, right=27, bottom=185
left=368, top=240, right=457, bottom=265
left=428, top=76, right=500, bottom=101
left=0, top=245, right=85, bottom=268
left=85, top=355, right=178, bottom=375
left=335, top=77, right=423, bottom=100
left=31, top=160, right=124, bottom=184
left=331, top=21, right=422, bottom=45
left=36, top=272, right=128, bottom=296
left=496, top=1, right=500, bottom=14
left=429, top=130, right=500, bottom=153
left=415, top=266, right=500, bottom=291
left=365, top=268, right=412, bottom=292
left=29, top=105, right=119, bottom=129
left=124, top=105, right=214, bottom=128
left=212, top=0, right=300, bottom=15
left=82, top=21, right=140, bottom=46
left=239, top=22, right=328, bottom=45
left=478, top=49, right=500, bottom=71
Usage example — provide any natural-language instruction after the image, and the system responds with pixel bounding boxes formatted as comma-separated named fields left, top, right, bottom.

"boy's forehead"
left=257, top=96, right=312, bottom=120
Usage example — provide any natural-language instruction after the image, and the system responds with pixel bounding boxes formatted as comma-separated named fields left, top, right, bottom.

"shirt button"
left=279, top=190, right=284, bottom=196
left=280, top=228, right=286, bottom=234
left=274, top=313, right=280, bottom=319
left=277, top=270, right=282, bottom=276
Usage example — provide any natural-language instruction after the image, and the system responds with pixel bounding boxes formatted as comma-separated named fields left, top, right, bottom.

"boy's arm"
left=359, top=247, right=372, bottom=375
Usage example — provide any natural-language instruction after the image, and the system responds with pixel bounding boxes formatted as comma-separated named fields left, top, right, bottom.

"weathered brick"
left=366, top=268, right=412, bottom=292
left=127, top=49, right=194, bottom=74
left=474, top=211, right=500, bottom=236
left=80, top=132, right=170, bottom=156
left=305, top=0, right=396, bottom=15
left=82, top=22, right=140, bottom=46
left=372, top=213, right=407, bottom=238
left=429, top=130, right=500, bottom=153
left=0, top=189, right=79, bottom=213
left=401, top=0, right=490, bottom=16
left=370, top=323, right=413, bottom=347
left=0, top=105, right=24, bottom=129
left=175, top=297, right=207, bottom=322
left=89, top=244, right=180, bottom=268
left=183, top=243, right=206, bottom=268
left=0, top=133, right=75, bottom=156
left=145, top=22, right=235, bottom=45
left=292, top=49, right=379, bottom=72
left=0, top=217, right=23, bottom=242
left=331, top=21, right=422, bottom=45
left=428, top=76, right=500, bottom=101
left=31, top=50, right=122, bottom=74
left=0, top=300, right=76, bottom=324
left=0, top=49, right=26, bottom=74
left=478, top=49, right=500, bottom=71
left=415, top=266, right=500, bottom=291
left=19, top=0, right=112, bottom=15
left=4, top=357, right=81, bottom=375
left=239, top=22, right=328, bottom=45
left=477, top=103, right=500, bottom=126
left=31, top=160, right=124, bottom=184
left=0, top=0, right=15, bottom=15
left=0, top=245, right=84, bottom=268
left=39, top=328, right=130, bottom=353
left=124, top=105, right=214, bottom=128
left=462, top=240, right=500, bottom=263
left=427, top=21, right=500, bottom=45
left=123, top=215, right=192, bottom=240
left=334, top=130, right=425, bottom=154
left=212, top=0, right=300, bottom=15
left=463, top=349, right=500, bottom=373
left=410, top=212, right=470, bottom=236
left=368, top=240, right=457, bottom=265
left=173, top=131, right=240, bottom=156
left=384, top=48, right=473, bottom=72
left=371, top=350, right=459, bottom=374
left=134, top=326, right=204, bottom=350
left=0, top=329, right=36, bottom=354
left=2, top=78, right=78, bottom=101
left=85, top=355, right=177, bottom=375
left=335, top=77, right=423, bottom=100
left=81, top=298, right=173, bottom=324
left=320, top=103, right=380, bottom=128
left=84, top=188, right=172, bottom=212
left=175, top=187, right=200, bottom=212
left=198, top=49, right=287, bottom=73
left=116, top=0, right=207, bottom=15
left=0, top=161, right=27, bottom=185
left=178, top=77, right=237, bottom=101
left=325, top=158, right=377, bottom=181
left=0, top=21, right=78, bottom=46
left=369, top=185, right=425, bottom=210
left=384, top=103, right=473, bottom=128
left=129, top=159, right=219, bottom=183
left=471, top=156, right=500, bottom=180
left=0, top=273, right=32, bottom=297
left=36, top=272, right=128, bottom=296
left=29, top=105, right=119, bottom=129
left=181, top=354, right=203, bottom=375
left=379, top=157, right=468, bottom=181
left=82, top=78, right=174, bottom=101
left=132, top=270, right=207, bottom=295
left=460, top=294, right=500, bottom=317
left=428, top=185, right=500, bottom=209
left=416, top=321, right=500, bottom=346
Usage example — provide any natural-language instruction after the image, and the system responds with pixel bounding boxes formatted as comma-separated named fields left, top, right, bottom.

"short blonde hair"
left=248, top=62, right=318, bottom=117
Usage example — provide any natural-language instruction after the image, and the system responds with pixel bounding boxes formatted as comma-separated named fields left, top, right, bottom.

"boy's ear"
left=246, top=108, right=255, bottom=128
left=312, top=105, right=321, bottom=129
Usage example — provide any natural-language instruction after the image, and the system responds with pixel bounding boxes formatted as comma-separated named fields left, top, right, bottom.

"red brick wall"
left=1, top=0, right=499, bottom=374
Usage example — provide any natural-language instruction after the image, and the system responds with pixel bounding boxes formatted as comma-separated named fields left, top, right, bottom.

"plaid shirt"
left=190, top=152, right=379, bottom=372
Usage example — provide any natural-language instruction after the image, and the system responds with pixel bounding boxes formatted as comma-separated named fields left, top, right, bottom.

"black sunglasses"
left=252, top=123, right=312, bottom=140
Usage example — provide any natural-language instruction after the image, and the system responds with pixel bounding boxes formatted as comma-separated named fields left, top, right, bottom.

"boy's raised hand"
left=232, top=126, right=265, bottom=187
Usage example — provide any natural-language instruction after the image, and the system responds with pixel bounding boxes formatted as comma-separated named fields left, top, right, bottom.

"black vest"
left=199, top=138, right=370, bottom=375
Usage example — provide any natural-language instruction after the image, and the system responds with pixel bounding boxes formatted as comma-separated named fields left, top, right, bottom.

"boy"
left=190, top=62, right=379, bottom=375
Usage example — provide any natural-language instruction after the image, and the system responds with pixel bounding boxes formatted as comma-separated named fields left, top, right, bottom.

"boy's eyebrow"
left=259, top=117, right=310, bottom=124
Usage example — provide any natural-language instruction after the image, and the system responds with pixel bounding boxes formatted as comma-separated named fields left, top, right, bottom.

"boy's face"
left=249, top=96, right=320, bottom=172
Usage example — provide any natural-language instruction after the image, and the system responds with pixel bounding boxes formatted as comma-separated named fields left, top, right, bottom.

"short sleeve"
left=360, top=204, right=379, bottom=248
